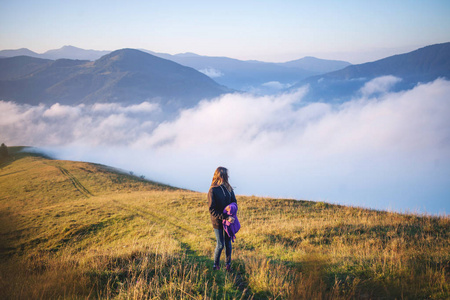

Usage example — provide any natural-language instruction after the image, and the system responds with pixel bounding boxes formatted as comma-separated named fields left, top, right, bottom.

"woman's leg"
left=213, top=228, right=224, bottom=268
left=224, top=229, right=232, bottom=266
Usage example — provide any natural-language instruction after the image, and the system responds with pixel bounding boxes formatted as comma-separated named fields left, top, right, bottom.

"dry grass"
left=0, top=147, right=449, bottom=299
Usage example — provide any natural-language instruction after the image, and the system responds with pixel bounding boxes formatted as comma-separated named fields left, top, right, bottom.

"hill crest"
left=0, top=49, right=231, bottom=109
left=294, top=42, right=450, bottom=102
left=0, top=146, right=448, bottom=299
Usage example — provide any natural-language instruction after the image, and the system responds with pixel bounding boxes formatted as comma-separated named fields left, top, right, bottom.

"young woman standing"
left=208, top=167, right=237, bottom=271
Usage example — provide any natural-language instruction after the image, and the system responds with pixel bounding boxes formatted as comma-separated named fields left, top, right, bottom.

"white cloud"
left=92, top=101, right=159, bottom=114
left=261, top=81, right=293, bottom=90
left=198, top=68, right=224, bottom=78
left=359, top=75, right=402, bottom=97
left=0, top=101, right=159, bottom=146
left=43, top=103, right=83, bottom=119
left=243, top=81, right=295, bottom=95
left=1, top=78, right=449, bottom=214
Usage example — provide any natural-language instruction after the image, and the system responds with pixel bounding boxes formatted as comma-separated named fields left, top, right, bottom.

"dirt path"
left=58, top=166, right=93, bottom=197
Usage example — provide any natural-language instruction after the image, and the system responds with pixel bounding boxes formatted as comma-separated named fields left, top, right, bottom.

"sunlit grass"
left=0, top=148, right=449, bottom=299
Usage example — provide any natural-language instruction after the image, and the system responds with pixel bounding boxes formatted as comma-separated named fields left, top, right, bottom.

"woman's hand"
left=227, top=216, right=235, bottom=223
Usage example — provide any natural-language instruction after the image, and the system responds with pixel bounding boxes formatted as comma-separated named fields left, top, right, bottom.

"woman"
left=208, top=166, right=237, bottom=271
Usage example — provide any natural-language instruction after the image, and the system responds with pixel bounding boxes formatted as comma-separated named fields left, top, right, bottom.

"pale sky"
left=1, top=0, right=450, bottom=63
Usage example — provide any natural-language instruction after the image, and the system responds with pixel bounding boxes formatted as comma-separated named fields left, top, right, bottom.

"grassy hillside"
left=0, top=148, right=449, bottom=299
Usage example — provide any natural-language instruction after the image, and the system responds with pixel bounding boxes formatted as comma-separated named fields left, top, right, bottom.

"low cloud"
left=198, top=68, right=224, bottom=78
left=359, top=75, right=402, bottom=97
left=261, top=81, right=293, bottom=90
left=92, top=102, right=159, bottom=114
left=43, top=103, right=83, bottom=119
left=1, top=77, right=449, bottom=214
left=0, top=101, right=159, bottom=146
left=243, top=81, right=294, bottom=95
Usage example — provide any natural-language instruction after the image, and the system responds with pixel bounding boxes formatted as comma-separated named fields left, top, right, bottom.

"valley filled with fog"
left=2, top=77, right=449, bottom=214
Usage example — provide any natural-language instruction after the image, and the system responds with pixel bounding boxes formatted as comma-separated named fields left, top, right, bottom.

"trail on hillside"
left=57, top=166, right=93, bottom=197
left=111, top=199, right=205, bottom=250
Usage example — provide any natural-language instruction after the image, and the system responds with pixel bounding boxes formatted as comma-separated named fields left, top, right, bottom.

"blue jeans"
left=214, top=228, right=231, bottom=266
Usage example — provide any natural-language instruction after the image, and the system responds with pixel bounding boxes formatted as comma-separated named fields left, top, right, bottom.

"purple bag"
left=223, top=202, right=240, bottom=242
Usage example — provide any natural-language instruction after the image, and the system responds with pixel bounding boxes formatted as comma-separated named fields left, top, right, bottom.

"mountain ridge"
left=1, top=42, right=448, bottom=104
left=41, top=45, right=111, bottom=60
left=280, top=56, right=351, bottom=73
left=141, top=50, right=351, bottom=91
left=323, top=42, right=450, bottom=80
left=0, top=49, right=231, bottom=109
left=293, top=42, right=450, bottom=102
left=0, top=45, right=351, bottom=66
left=0, top=46, right=352, bottom=92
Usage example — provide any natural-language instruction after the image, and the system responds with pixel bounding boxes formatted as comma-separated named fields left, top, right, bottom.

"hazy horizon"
left=0, top=43, right=432, bottom=65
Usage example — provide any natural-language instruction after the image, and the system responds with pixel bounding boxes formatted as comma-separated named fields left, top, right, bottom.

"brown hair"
left=211, top=166, right=233, bottom=192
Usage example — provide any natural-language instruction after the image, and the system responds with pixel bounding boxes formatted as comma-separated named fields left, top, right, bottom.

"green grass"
left=0, top=147, right=449, bottom=299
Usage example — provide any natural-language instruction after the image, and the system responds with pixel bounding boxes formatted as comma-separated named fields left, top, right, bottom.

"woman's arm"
left=208, top=188, right=227, bottom=220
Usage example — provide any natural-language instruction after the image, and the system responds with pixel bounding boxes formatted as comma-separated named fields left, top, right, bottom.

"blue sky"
left=1, top=0, right=450, bottom=63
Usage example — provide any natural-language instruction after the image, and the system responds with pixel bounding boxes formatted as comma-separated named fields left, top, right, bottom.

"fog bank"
left=1, top=78, right=449, bottom=214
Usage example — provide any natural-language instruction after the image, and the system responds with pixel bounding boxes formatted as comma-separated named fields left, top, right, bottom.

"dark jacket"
left=208, top=184, right=237, bottom=229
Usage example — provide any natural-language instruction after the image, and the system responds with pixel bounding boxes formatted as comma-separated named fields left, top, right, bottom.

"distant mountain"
left=174, top=52, right=202, bottom=58
left=142, top=51, right=351, bottom=92
left=280, top=56, right=351, bottom=73
left=0, top=48, right=40, bottom=58
left=0, top=56, right=52, bottom=80
left=1, top=46, right=352, bottom=94
left=0, top=46, right=110, bottom=61
left=167, top=55, right=316, bottom=91
left=40, top=45, right=111, bottom=61
left=323, top=42, right=450, bottom=81
left=0, top=49, right=231, bottom=109
left=2, top=43, right=447, bottom=104
left=294, top=42, right=450, bottom=102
